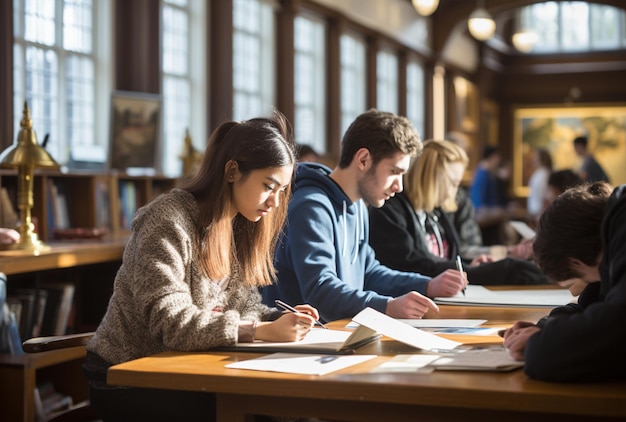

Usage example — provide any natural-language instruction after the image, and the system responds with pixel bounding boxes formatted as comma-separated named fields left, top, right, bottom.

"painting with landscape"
left=513, top=105, right=626, bottom=196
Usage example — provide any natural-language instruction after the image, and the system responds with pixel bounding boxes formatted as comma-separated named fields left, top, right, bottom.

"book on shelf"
left=6, top=288, right=47, bottom=340
left=95, top=178, right=112, bottom=229
left=47, top=180, right=71, bottom=230
left=119, top=181, right=138, bottom=230
left=34, top=381, right=73, bottom=421
left=0, top=187, right=19, bottom=228
left=1, top=276, right=24, bottom=354
left=40, top=282, right=76, bottom=336
left=6, top=282, right=75, bottom=340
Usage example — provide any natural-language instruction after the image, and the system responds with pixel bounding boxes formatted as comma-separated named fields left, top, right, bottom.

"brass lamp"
left=0, top=101, right=60, bottom=252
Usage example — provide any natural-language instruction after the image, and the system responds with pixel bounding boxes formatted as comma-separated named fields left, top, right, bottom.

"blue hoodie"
left=262, top=162, right=431, bottom=322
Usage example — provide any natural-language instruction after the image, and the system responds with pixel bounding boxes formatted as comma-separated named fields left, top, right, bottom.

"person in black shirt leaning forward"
left=502, top=182, right=626, bottom=382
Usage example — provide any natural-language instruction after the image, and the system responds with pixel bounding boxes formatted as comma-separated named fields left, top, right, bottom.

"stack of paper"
left=435, top=285, right=574, bottom=307
left=224, top=307, right=463, bottom=375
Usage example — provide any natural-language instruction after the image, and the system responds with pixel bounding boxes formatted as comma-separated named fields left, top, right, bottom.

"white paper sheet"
left=509, top=220, right=536, bottom=239
left=351, top=307, right=461, bottom=351
left=371, top=354, right=440, bottom=373
left=435, top=285, right=574, bottom=307
left=345, top=318, right=487, bottom=329
left=395, top=319, right=487, bottom=328
left=225, top=353, right=377, bottom=375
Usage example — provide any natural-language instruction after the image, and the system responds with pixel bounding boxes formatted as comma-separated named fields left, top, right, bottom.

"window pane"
left=232, top=0, right=275, bottom=121
left=13, top=44, right=25, bottom=135
left=340, top=33, right=366, bottom=138
left=163, top=76, right=190, bottom=175
left=63, top=0, right=93, bottom=53
left=15, top=0, right=105, bottom=165
left=406, top=60, right=425, bottom=139
left=25, top=46, right=60, bottom=160
left=525, top=2, right=559, bottom=52
left=294, top=15, right=326, bottom=153
left=591, top=5, right=620, bottom=49
left=163, top=5, right=188, bottom=75
left=522, top=1, right=625, bottom=53
left=376, top=50, right=398, bottom=114
left=24, top=0, right=55, bottom=45
left=561, top=2, right=589, bottom=51
left=66, top=54, right=98, bottom=161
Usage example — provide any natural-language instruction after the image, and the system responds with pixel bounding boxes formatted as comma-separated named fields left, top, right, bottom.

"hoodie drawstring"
left=341, top=200, right=363, bottom=264
left=352, top=201, right=361, bottom=264
left=342, top=201, right=347, bottom=258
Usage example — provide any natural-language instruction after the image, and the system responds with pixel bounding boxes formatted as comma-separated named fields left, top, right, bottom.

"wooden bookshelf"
left=0, top=169, right=177, bottom=241
left=0, top=170, right=177, bottom=422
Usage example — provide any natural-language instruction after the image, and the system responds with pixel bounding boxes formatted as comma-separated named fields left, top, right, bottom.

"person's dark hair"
left=296, top=144, right=319, bottom=161
left=181, top=110, right=296, bottom=286
left=337, top=109, right=422, bottom=168
left=573, top=136, right=588, bottom=148
left=482, top=145, right=499, bottom=160
left=533, top=182, right=612, bottom=282
left=547, top=169, right=583, bottom=195
left=536, top=148, right=553, bottom=170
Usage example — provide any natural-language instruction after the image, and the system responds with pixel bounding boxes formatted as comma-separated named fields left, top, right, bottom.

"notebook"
left=215, top=323, right=380, bottom=355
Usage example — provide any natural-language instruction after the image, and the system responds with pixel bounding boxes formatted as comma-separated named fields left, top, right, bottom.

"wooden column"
left=114, top=0, right=160, bottom=94
left=209, top=0, right=234, bottom=131
left=325, top=16, right=343, bottom=159
left=276, top=0, right=298, bottom=126
left=0, top=0, right=14, bottom=150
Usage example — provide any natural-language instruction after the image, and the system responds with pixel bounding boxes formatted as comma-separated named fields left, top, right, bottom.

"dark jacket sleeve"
left=368, top=194, right=455, bottom=277
left=369, top=195, right=547, bottom=286
left=523, top=186, right=626, bottom=382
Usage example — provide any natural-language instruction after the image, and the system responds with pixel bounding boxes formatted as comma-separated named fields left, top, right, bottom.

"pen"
left=274, top=299, right=328, bottom=329
left=456, top=255, right=466, bottom=297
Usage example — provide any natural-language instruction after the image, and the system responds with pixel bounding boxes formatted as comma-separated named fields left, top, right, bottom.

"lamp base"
left=0, top=233, right=51, bottom=254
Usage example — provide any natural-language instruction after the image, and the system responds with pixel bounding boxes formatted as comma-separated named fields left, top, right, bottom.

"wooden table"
left=108, top=303, right=626, bottom=422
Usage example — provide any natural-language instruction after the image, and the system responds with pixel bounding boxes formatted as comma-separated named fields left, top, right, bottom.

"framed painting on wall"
left=109, top=91, right=161, bottom=172
left=512, top=104, right=626, bottom=197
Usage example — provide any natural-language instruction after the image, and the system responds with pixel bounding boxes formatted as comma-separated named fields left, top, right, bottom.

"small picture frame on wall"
left=109, top=91, right=161, bottom=173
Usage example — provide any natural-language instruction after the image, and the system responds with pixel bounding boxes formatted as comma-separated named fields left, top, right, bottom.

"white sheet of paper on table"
left=225, top=352, right=377, bottom=376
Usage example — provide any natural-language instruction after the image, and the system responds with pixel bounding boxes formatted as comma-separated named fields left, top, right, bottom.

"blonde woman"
left=369, top=139, right=547, bottom=286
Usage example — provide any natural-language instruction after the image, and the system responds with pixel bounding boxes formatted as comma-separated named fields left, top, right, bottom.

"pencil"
left=456, top=255, right=466, bottom=297
left=275, top=299, right=328, bottom=329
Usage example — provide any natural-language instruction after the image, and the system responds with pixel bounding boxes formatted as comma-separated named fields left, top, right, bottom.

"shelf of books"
left=0, top=170, right=177, bottom=422
left=0, top=170, right=177, bottom=241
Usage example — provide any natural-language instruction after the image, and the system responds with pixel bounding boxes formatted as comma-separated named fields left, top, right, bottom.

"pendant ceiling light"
left=467, top=3, right=496, bottom=41
left=512, top=29, right=538, bottom=53
left=412, top=0, right=440, bottom=16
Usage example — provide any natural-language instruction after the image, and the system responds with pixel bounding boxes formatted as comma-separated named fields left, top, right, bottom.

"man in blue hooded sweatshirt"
left=263, top=109, right=467, bottom=322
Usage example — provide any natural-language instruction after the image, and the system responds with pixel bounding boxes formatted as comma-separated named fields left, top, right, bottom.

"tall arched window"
left=376, top=49, right=398, bottom=114
left=294, top=13, right=326, bottom=154
left=161, top=0, right=206, bottom=177
left=13, top=0, right=111, bottom=168
left=520, top=2, right=626, bottom=53
left=340, top=32, right=366, bottom=138
left=406, top=58, right=425, bottom=139
left=232, top=0, right=276, bottom=121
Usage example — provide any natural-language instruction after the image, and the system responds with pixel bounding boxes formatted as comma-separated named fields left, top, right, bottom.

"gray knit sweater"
left=87, top=189, right=277, bottom=365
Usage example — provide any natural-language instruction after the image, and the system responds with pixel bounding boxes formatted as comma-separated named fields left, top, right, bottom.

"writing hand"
left=425, top=269, right=467, bottom=297
left=255, top=312, right=315, bottom=342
